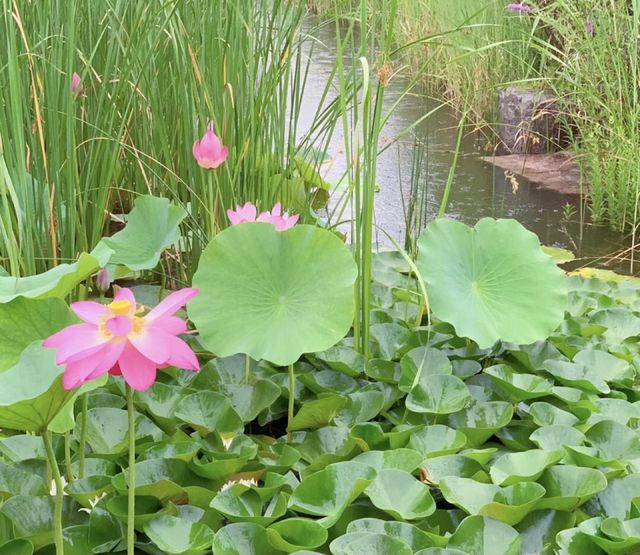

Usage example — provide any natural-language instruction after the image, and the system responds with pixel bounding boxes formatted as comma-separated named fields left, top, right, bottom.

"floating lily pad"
left=489, top=449, right=564, bottom=486
left=189, top=223, right=357, bottom=366
left=365, top=469, right=436, bottom=520
left=417, top=218, right=567, bottom=348
left=266, top=518, right=328, bottom=553
left=537, top=465, right=608, bottom=510
left=143, top=515, right=214, bottom=555
left=448, top=515, right=521, bottom=555
left=484, top=365, right=553, bottom=401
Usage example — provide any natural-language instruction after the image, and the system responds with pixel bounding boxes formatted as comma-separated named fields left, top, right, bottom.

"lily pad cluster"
left=3, top=234, right=640, bottom=554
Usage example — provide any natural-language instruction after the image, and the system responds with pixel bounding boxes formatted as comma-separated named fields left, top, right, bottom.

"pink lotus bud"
left=71, top=72, right=82, bottom=95
left=96, top=268, right=110, bottom=293
left=192, top=121, right=229, bottom=169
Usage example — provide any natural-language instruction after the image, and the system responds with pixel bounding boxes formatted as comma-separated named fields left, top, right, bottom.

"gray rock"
left=497, top=87, right=562, bottom=155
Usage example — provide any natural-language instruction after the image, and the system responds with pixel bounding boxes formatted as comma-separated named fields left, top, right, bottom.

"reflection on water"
left=298, top=17, right=630, bottom=272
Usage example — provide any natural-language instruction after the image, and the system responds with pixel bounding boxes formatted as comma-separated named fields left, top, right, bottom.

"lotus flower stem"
left=78, top=395, right=88, bottom=479
left=43, top=431, right=64, bottom=555
left=126, top=385, right=136, bottom=555
left=64, top=432, right=73, bottom=482
left=244, top=353, right=251, bottom=384
left=287, top=364, right=295, bottom=442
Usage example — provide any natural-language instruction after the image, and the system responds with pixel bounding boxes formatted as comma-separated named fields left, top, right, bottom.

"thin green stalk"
left=126, top=385, right=136, bottom=555
left=287, top=364, right=295, bottom=442
left=78, top=394, right=88, bottom=479
left=64, top=432, right=73, bottom=482
left=43, top=431, right=64, bottom=555
left=244, top=353, right=251, bottom=384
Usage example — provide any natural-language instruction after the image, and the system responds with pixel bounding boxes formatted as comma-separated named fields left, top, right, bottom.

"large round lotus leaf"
left=417, top=218, right=567, bottom=348
left=189, top=223, right=357, bottom=366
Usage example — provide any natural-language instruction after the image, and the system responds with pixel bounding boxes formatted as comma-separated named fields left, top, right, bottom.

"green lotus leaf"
left=585, top=419, right=640, bottom=462
left=408, top=425, right=467, bottom=458
left=106, top=495, right=178, bottom=529
left=266, top=518, right=328, bottom=553
left=329, top=532, right=413, bottom=555
left=0, top=462, right=46, bottom=499
left=537, top=465, right=608, bottom=511
left=0, top=297, right=76, bottom=371
left=516, top=509, right=576, bottom=555
left=589, top=308, right=640, bottom=345
left=298, top=369, right=359, bottom=394
left=422, top=455, right=485, bottom=485
left=406, top=374, right=471, bottom=415
left=0, top=434, right=45, bottom=462
left=134, top=382, right=187, bottom=433
left=527, top=402, right=579, bottom=427
left=347, top=518, right=446, bottom=551
left=413, top=549, right=469, bottom=555
left=369, top=323, right=412, bottom=360
left=399, top=347, right=452, bottom=392
left=353, top=448, right=423, bottom=473
left=210, top=487, right=288, bottom=526
left=100, top=195, right=187, bottom=271
left=448, top=402, right=513, bottom=447
left=365, top=469, right=436, bottom=520
left=334, top=390, right=386, bottom=427
left=288, top=461, right=376, bottom=527
left=213, top=523, right=280, bottom=555
left=0, top=249, right=109, bottom=303
left=64, top=475, right=113, bottom=506
left=143, top=515, right=214, bottom=555
left=295, top=427, right=357, bottom=470
left=0, top=495, right=82, bottom=549
left=189, top=223, right=357, bottom=366
left=483, top=364, right=553, bottom=401
left=528, top=425, right=585, bottom=452
left=543, top=360, right=609, bottom=394
left=174, top=391, right=244, bottom=435
left=314, top=345, right=366, bottom=377
left=489, top=449, right=564, bottom=486
left=288, top=395, right=347, bottom=432
left=366, top=359, right=402, bottom=383
left=0, top=539, right=33, bottom=555
left=0, top=342, right=103, bottom=433
left=573, top=350, right=634, bottom=384
left=542, top=245, right=575, bottom=264
left=590, top=398, right=640, bottom=426
left=447, top=515, right=520, bottom=555
left=440, top=477, right=545, bottom=526
left=417, top=218, right=567, bottom=348
left=585, top=474, right=640, bottom=520
left=83, top=407, right=163, bottom=456
left=217, top=380, right=281, bottom=423
left=189, top=437, right=257, bottom=482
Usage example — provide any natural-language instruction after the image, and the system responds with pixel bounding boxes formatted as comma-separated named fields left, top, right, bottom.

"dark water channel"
left=299, top=18, right=631, bottom=273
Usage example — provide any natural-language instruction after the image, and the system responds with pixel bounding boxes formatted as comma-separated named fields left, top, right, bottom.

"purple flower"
left=586, top=15, right=594, bottom=35
left=506, top=3, right=532, bottom=14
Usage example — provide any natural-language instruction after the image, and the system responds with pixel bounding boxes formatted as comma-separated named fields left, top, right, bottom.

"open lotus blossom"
left=193, top=121, right=229, bottom=169
left=71, top=72, right=82, bottom=95
left=506, top=2, right=531, bottom=14
left=227, top=201, right=298, bottom=231
left=43, top=287, right=200, bottom=391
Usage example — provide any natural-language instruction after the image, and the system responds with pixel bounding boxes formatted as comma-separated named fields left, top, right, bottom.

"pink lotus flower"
left=192, top=121, right=229, bottom=169
left=227, top=202, right=257, bottom=225
left=258, top=202, right=299, bottom=231
left=71, top=72, right=82, bottom=95
left=43, top=288, right=200, bottom=391
left=226, top=201, right=299, bottom=231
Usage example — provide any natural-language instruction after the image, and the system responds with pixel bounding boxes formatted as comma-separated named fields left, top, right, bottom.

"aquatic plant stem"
left=126, top=385, right=136, bottom=555
left=64, top=431, right=73, bottom=482
left=287, top=364, right=295, bottom=442
left=78, top=394, right=88, bottom=479
left=244, top=353, right=251, bottom=384
left=43, top=431, right=64, bottom=555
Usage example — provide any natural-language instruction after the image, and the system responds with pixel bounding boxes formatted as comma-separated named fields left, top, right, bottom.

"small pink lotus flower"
left=192, top=121, right=229, bottom=169
left=227, top=202, right=257, bottom=225
left=71, top=72, right=82, bottom=95
left=258, top=202, right=299, bottom=231
left=226, top=201, right=298, bottom=231
left=96, top=268, right=110, bottom=293
left=43, top=288, right=200, bottom=391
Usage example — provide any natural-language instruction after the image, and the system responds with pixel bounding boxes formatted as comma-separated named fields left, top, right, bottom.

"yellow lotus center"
left=108, top=299, right=132, bottom=315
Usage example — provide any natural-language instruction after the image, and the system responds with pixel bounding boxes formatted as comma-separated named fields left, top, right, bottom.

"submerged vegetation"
left=1, top=1, right=640, bottom=555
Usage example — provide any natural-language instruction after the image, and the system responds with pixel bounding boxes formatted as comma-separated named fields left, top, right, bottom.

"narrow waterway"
left=299, top=18, right=630, bottom=272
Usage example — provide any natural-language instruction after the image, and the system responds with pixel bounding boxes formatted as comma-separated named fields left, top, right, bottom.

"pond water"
left=299, top=18, right=632, bottom=273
